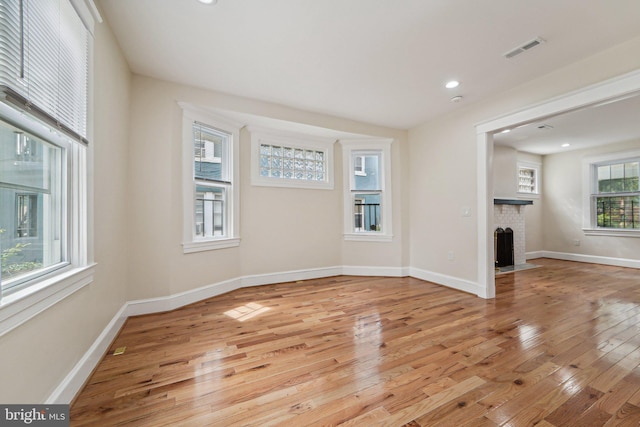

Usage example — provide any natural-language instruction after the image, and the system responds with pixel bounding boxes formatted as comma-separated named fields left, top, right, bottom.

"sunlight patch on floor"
left=225, top=302, right=271, bottom=321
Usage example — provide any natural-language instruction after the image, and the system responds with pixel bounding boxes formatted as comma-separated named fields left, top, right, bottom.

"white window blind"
left=0, top=0, right=89, bottom=143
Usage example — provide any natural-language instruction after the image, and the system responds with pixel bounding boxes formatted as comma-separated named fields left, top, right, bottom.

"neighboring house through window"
left=181, top=104, right=241, bottom=253
left=341, top=139, right=393, bottom=241
left=16, top=194, right=39, bottom=238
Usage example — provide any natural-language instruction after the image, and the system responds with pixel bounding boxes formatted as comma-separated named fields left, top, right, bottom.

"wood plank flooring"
left=70, top=259, right=640, bottom=426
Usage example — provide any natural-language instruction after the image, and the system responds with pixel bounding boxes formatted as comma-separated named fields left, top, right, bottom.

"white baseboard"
left=409, top=267, right=481, bottom=296
left=342, top=265, right=410, bottom=277
left=46, top=303, right=128, bottom=404
left=47, top=263, right=477, bottom=404
left=528, top=250, right=640, bottom=269
left=125, top=266, right=344, bottom=317
left=525, top=251, right=546, bottom=260
left=240, top=266, right=344, bottom=288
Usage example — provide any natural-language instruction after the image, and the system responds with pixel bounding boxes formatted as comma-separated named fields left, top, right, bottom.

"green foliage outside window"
left=0, top=228, right=42, bottom=279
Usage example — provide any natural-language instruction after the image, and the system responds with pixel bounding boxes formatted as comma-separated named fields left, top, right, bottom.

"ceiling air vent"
left=504, top=37, right=545, bottom=59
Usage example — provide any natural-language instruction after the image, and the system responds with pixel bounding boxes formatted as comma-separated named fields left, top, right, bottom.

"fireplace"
left=494, top=199, right=532, bottom=268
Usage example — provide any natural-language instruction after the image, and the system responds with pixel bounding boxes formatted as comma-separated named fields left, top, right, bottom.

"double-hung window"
left=341, top=139, right=393, bottom=241
left=0, top=0, right=95, bottom=329
left=593, top=159, right=639, bottom=229
left=583, top=150, right=640, bottom=236
left=181, top=104, right=240, bottom=253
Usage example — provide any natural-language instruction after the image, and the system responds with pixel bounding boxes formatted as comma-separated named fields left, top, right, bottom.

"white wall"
left=0, top=14, right=132, bottom=403
left=543, top=139, right=640, bottom=260
left=493, top=145, right=518, bottom=199
left=517, top=152, right=543, bottom=254
left=127, top=76, right=408, bottom=300
left=409, top=35, right=640, bottom=287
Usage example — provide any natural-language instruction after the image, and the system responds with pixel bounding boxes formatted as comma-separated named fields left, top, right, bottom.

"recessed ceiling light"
left=198, top=0, right=217, bottom=4
left=445, top=80, right=460, bottom=89
left=501, top=129, right=511, bottom=134
left=561, top=143, right=571, bottom=147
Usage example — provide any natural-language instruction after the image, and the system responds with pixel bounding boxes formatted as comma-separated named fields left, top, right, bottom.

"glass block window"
left=517, top=163, right=540, bottom=194
left=259, top=144, right=326, bottom=182
left=250, top=129, right=334, bottom=190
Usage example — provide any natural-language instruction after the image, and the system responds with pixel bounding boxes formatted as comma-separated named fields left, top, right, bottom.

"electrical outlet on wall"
left=447, top=250, right=454, bottom=261
left=573, top=239, right=581, bottom=246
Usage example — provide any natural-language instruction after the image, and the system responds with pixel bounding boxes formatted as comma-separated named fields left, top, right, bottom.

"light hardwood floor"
left=70, top=259, right=640, bottom=426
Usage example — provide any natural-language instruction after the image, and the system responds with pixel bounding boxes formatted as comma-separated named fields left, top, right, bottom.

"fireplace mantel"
left=494, top=199, right=533, bottom=205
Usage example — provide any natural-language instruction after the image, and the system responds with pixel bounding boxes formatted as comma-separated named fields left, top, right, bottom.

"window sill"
left=583, top=228, right=640, bottom=238
left=344, top=233, right=393, bottom=242
left=183, top=237, right=241, bottom=253
left=0, top=264, right=96, bottom=337
left=251, top=178, right=333, bottom=190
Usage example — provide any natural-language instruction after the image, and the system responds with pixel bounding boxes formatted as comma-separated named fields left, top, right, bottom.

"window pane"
left=194, top=123, right=228, bottom=181
left=597, top=165, right=611, bottom=192
left=598, top=162, right=640, bottom=193
left=596, top=196, right=640, bottom=229
left=0, top=120, right=64, bottom=287
left=353, top=193, right=381, bottom=232
left=625, top=162, right=639, bottom=191
left=195, top=185, right=225, bottom=237
left=353, top=154, right=380, bottom=191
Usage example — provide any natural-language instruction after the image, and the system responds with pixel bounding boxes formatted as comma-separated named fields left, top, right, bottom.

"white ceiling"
left=98, top=0, right=640, bottom=130
left=493, top=92, right=640, bottom=155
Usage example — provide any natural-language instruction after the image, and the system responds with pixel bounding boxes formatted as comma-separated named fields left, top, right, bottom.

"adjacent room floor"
left=70, top=259, right=640, bottom=426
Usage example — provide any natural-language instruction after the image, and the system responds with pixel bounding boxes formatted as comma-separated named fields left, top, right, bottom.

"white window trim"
left=517, top=161, right=541, bottom=198
left=582, top=148, right=640, bottom=237
left=249, top=126, right=335, bottom=190
left=180, top=103, right=242, bottom=253
left=340, top=139, right=393, bottom=242
left=0, top=97, right=94, bottom=337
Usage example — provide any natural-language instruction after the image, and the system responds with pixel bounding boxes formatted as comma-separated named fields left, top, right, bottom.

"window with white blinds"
left=0, top=0, right=95, bottom=330
left=0, top=0, right=89, bottom=143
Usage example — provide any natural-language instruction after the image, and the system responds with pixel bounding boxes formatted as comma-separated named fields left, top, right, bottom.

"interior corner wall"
left=408, top=36, right=640, bottom=289
left=127, top=76, right=408, bottom=300
left=542, top=138, right=640, bottom=260
left=0, top=16, right=132, bottom=403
